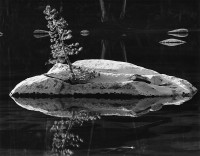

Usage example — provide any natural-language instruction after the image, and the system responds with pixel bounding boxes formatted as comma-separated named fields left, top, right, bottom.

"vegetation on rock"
left=43, top=5, right=83, bottom=81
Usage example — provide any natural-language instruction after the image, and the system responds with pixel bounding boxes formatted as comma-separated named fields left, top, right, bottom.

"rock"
left=10, top=59, right=197, bottom=97
left=11, top=96, right=191, bottom=118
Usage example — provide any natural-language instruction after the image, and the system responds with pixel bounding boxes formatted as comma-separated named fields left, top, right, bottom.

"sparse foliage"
left=43, top=5, right=82, bottom=80
left=49, top=110, right=100, bottom=156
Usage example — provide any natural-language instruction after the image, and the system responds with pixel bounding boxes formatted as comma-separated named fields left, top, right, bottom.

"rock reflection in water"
left=11, top=96, right=191, bottom=118
left=10, top=96, right=193, bottom=155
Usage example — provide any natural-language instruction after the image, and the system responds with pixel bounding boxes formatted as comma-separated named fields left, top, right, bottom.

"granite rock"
left=10, top=59, right=197, bottom=97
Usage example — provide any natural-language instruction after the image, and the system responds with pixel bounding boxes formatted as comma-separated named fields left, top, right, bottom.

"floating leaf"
left=159, top=38, right=186, bottom=46
left=168, top=28, right=188, bottom=38
left=0, top=32, right=3, bottom=37
left=33, top=33, right=50, bottom=38
left=168, top=33, right=188, bottom=38
left=102, top=146, right=135, bottom=153
left=80, top=30, right=89, bottom=36
left=114, top=146, right=135, bottom=152
left=168, top=28, right=188, bottom=34
left=33, top=29, right=49, bottom=34
left=33, top=29, right=50, bottom=38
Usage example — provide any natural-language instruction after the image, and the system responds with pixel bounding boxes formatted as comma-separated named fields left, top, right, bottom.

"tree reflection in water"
left=101, top=39, right=127, bottom=62
left=48, top=110, right=100, bottom=156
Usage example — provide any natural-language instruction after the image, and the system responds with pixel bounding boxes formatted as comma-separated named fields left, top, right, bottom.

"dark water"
left=0, top=0, right=200, bottom=155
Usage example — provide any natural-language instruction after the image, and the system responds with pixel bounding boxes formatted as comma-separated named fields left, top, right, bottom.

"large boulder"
left=10, top=59, right=197, bottom=97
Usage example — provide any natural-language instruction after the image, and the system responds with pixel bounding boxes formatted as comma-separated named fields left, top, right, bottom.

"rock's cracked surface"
left=10, top=59, right=197, bottom=97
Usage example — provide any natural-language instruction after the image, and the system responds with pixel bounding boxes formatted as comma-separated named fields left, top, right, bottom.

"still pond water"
left=0, top=0, right=200, bottom=155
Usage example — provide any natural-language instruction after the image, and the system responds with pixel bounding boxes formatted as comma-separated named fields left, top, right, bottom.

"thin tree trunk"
left=59, top=0, right=63, bottom=13
left=101, top=40, right=106, bottom=59
left=99, top=0, right=108, bottom=22
left=87, top=120, right=94, bottom=156
left=120, top=40, right=127, bottom=62
left=120, top=0, right=126, bottom=20
left=65, top=53, right=75, bottom=80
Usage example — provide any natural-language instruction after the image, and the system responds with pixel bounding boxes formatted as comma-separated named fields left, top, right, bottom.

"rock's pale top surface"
left=73, top=59, right=158, bottom=75
left=10, top=59, right=197, bottom=97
